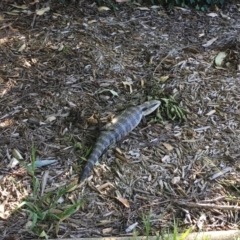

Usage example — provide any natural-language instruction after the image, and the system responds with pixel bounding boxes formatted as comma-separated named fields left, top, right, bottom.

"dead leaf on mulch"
left=98, top=6, right=111, bottom=11
left=162, top=142, right=174, bottom=151
left=36, top=7, right=50, bottom=16
left=115, top=197, right=130, bottom=208
left=202, top=37, right=218, bottom=47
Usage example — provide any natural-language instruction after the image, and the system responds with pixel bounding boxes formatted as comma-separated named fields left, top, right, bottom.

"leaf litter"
left=0, top=0, right=240, bottom=238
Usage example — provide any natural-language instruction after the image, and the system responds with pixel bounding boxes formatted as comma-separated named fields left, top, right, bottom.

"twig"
left=152, top=44, right=197, bottom=77
left=201, top=196, right=225, bottom=202
left=152, top=50, right=172, bottom=76
left=175, top=201, right=240, bottom=211
left=31, top=2, right=39, bottom=29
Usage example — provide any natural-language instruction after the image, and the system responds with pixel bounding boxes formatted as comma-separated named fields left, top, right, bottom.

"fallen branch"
left=175, top=201, right=240, bottom=211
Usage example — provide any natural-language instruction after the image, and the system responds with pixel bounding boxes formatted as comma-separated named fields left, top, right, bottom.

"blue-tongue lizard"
left=79, top=100, right=160, bottom=182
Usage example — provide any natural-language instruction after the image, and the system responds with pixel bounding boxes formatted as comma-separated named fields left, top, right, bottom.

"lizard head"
left=141, top=100, right=161, bottom=116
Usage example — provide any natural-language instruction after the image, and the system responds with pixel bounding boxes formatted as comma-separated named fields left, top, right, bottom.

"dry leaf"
left=129, top=150, right=140, bottom=157
left=159, top=75, right=169, bottom=82
left=57, top=196, right=64, bottom=204
left=162, top=142, right=174, bottom=151
left=197, top=213, right=206, bottom=230
left=207, top=13, right=218, bottom=17
left=49, top=209, right=63, bottom=214
left=125, top=222, right=138, bottom=232
left=158, top=10, right=167, bottom=16
left=122, top=81, right=133, bottom=93
left=102, top=228, right=112, bottom=234
left=150, top=5, right=160, bottom=9
left=171, top=176, right=180, bottom=184
left=50, top=44, right=59, bottom=50
left=18, top=43, right=26, bottom=52
left=87, top=115, right=98, bottom=125
left=98, top=182, right=115, bottom=191
left=58, top=43, right=64, bottom=51
left=33, top=160, right=57, bottom=168
left=162, top=155, right=170, bottom=163
left=215, top=51, right=227, bottom=67
left=0, top=202, right=6, bottom=219
left=115, top=197, right=130, bottom=208
left=30, top=0, right=39, bottom=5
left=12, top=148, right=23, bottom=160
left=10, top=4, right=28, bottom=9
left=174, top=6, right=188, bottom=11
left=136, top=7, right=150, bottom=10
left=0, top=198, right=9, bottom=219
left=98, top=6, right=110, bottom=11
left=220, top=11, right=230, bottom=20
left=7, top=157, right=19, bottom=168
left=41, top=170, right=49, bottom=197
left=115, top=147, right=123, bottom=155
left=88, top=19, right=97, bottom=24
left=46, top=116, right=56, bottom=122
left=28, top=116, right=40, bottom=125
left=0, top=119, right=13, bottom=127
left=206, top=110, right=216, bottom=116
left=209, top=167, right=231, bottom=180
left=0, top=14, right=4, bottom=21
left=5, top=11, right=19, bottom=16
left=53, top=13, right=62, bottom=17
left=202, top=37, right=218, bottom=47
left=98, top=89, right=119, bottom=96
left=36, top=7, right=50, bottom=16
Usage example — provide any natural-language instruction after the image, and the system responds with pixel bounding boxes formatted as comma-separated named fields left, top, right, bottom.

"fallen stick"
left=175, top=201, right=240, bottom=211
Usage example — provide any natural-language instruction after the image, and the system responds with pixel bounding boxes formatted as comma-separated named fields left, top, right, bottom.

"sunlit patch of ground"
left=0, top=175, right=28, bottom=219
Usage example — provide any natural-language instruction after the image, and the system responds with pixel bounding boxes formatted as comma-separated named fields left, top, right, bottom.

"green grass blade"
left=57, top=200, right=83, bottom=221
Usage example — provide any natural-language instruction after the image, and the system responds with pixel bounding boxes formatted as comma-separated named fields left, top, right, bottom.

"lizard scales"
left=79, top=100, right=160, bottom=182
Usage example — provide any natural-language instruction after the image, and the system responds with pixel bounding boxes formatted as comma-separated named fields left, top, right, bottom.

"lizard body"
left=79, top=100, right=160, bottom=182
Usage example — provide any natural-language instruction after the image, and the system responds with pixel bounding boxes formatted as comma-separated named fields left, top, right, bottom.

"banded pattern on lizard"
left=79, top=100, right=160, bottom=182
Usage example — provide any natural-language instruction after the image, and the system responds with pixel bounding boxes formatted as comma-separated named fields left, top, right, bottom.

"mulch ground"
left=0, top=0, right=240, bottom=239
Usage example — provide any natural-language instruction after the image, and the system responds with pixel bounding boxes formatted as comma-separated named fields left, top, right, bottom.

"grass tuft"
left=17, top=145, right=83, bottom=238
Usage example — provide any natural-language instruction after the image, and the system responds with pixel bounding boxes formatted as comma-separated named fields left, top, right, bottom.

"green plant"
left=160, top=95, right=187, bottom=121
left=142, top=211, right=152, bottom=239
left=141, top=213, right=193, bottom=240
left=163, top=219, right=192, bottom=240
left=173, top=219, right=192, bottom=240
left=17, top=145, right=83, bottom=238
